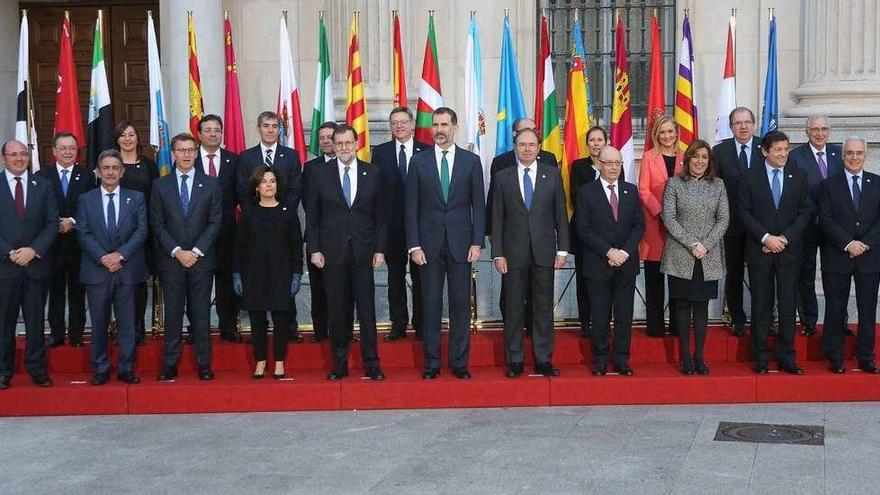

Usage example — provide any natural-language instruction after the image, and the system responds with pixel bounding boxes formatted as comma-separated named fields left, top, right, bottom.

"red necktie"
left=207, top=153, right=217, bottom=177
left=13, top=177, right=25, bottom=220
left=608, top=184, right=618, bottom=221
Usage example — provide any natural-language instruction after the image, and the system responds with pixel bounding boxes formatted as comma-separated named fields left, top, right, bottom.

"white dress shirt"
left=338, top=158, right=358, bottom=204
left=170, top=168, right=203, bottom=258
left=101, top=185, right=121, bottom=226
left=5, top=169, right=28, bottom=205
left=199, top=147, right=222, bottom=176
left=843, top=168, right=865, bottom=253
left=397, top=138, right=415, bottom=174
left=57, top=163, right=77, bottom=225
left=515, top=160, right=567, bottom=257
left=260, top=142, right=278, bottom=164
left=736, top=137, right=754, bottom=168
left=434, top=145, right=456, bottom=179
left=598, top=176, right=627, bottom=258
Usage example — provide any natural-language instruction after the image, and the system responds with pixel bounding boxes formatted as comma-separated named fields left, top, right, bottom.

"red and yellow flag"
left=611, top=13, right=635, bottom=182
left=187, top=11, right=204, bottom=141
left=644, top=11, right=665, bottom=152
left=223, top=11, right=245, bottom=154
left=346, top=12, right=370, bottom=162
left=392, top=11, right=407, bottom=108
left=54, top=12, right=84, bottom=160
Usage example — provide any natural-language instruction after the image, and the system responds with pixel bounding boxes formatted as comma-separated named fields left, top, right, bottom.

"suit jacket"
left=76, top=187, right=148, bottom=285
left=486, top=149, right=557, bottom=235
left=405, top=145, right=486, bottom=263
left=490, top=164, right=569, bottom=267
left=374, top=139, right=432, bottom=251
left=638, top=149, right=683, bottom=261
left=301, top=154, right=332, bottom=244
left=788, top=142, right=843, bottom=218
left=818, top=171, right=880, bottom=274
left=713, top=137, right=764, bottom=236
left=236, top=143, right=302, bottom=210
left=0, top=173, right=59, bottom=279
left=36, top=163, right=97, bottom=254
left=306, top=159, right=387, bottom=265
left=150, top=168, right=223, bottom=272
left=575, top=179, right=644, bottom=280
left=194, top=148, right=239, bottom=238
left=738, top=162, right=811, bottom=265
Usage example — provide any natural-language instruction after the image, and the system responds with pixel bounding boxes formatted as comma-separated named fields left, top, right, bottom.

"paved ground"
left=1, top=402, right=877, bottom=494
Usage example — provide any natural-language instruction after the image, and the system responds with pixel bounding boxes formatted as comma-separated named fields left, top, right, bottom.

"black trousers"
left=748, top=259, right=799, bottom=366
left=573, top=246, right=591, bottom=331
left=160, top=269, right=213, bottom=369
left=307, top=260, right=328, bottom=339
left=47, top=241, right=85, bottom=342
left=0, top=273, right=48, bottom=377
left=322, top=257, right=379, bottom=372
left=643, top=261, right=669, bottom=336
left=499, top=279, right=533, bottom=332
left=387, top=252, right=423, bottom=337
left=587, top=272, right=635, bottom=368
left=673, top=299, right=709, bottom=367
left=86, top=275, right=136, bottom=374
left=723, top=235, right=748, bottom=326
left=214, top=235, right=239, bottom=337
left=502, top=262, right=555, bottom=365
left=799, top=225, right=848, bottom=329
left=420, top=244, right=472, bottom=369
left=822, top=270, right=879, bottom=365
left=249, top=310, right=289, bottom=362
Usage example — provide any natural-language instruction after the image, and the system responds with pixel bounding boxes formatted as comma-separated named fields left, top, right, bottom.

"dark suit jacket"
left=738, top=163, right=811, bottom=266
left=575, top=179, right=644, bottom=279
left=301, top=154, right=333, bottom=244
left=150, top=168, right=223, bottom=272
left=788, top=142, right=843, bottom=217
left=818, top=171, right=880, bottom=274
left=194, top=148, right=239, bottom=238
left=486, top=149, right=557, bottom=235
left=713, top=137, right=764, bottom=236
left=405, top=145, right=486, bottom=263
left=0, top=173, right=59, bottom=279
left=306, top=159, right=387, bottom=265
left=490, top=164, right=570, bottom=267
left=76, top=187, right=148, bottom=285
left=374, top=139, right=432, bottom=252
left=236, top=143, right=302, bottom=210
left=569, top=156, right=625, bottom=221
left=36, top=164, right=96, bottom=254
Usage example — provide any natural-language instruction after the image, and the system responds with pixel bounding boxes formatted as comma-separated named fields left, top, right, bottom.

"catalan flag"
left=187, top=12, right=204, bottom=142
left=392, top=11, right=407, bottom=108
left=346, top=12, right=370, bottom=162
left=674, top=14, right=699, bottom=151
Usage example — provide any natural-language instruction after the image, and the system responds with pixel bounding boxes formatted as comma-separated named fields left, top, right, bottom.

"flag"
left=223, top=12, right=246, bottom=154
left=15, top=11, right=39, bottom=170
left=86, top=11, right=114, bottom=170
left=392, top=11, right=407, bottom=108
left=714, top=14, right=736, bottom=142
left=674, top=14, right=699, bottom=152
left=561, top=17, right=593, bottom=215
left=611, top=14, right=635, bottom=183
left=415, top=13, right=442, bottom=144
left=535, top=13, right=561, bottom=163
left=345, top=12, right=370, bottom=162
left=644, top=11, right=665, bottom=152
left=309, top=14, right=335, bottom=156
left=187, top=12, right=204, bottom=142
left=494, top=15, right=526, bottom=157
left=760, top=14, right=778, bottom=136
left=278, top=14, right=307, bottom=163
left=54, top=12, right=84, bottom=160
left=148, top=11, right=172, bottom=176
left=571, top=18, right=597, bottom=128
left=464, top=16, right=488, bottom=194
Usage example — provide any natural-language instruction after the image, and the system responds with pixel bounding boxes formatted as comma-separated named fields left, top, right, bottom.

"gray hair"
left=97, top=149, right=123, bottom=166
left=843, top=136, right=867, bottom=151
left=805, top=115, right=830, bottom=129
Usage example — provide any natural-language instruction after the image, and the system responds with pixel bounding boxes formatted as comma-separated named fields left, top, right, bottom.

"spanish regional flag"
left=561, top=16, right=592, bottom=215
left=415, top=13, right=442, bottom=145
left=187, top=11, right=204, bottom=142
left=392, top=11, right=407, bottom=108
left=610, top=13, right=635, bottom=184
left=54, top=12, right=84, bottom=161
left=644, top=11, right=665, bottom=152
left=278, top=12, right=307, bottom=163
left=346, top=12, right=370, bottom=162
left=674, top=13, right=699, bottom=151
left=223, top=11, right=246, bottom=154
left=535, top=13, right=561, bottom=163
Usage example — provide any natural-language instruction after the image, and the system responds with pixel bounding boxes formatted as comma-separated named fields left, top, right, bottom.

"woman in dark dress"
left=660, top=140, right=729, bottom=375
left=234, top=166, right=303, bottom=379
left=116, top=121, right=159, bottom=346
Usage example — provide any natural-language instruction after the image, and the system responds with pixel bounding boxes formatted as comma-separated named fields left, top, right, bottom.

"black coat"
left=194, top=148, right=239, bottom=240
left=486, top=149, right=556, bottom=235
left=236, top=144, right=302, bottom=210
left=575, top=179, right=644, bottom=280
left=35, top=163, right=97, bottom=255
left=373, top=139, right=432, bottom=253
left=713, top=137, right=764, bottom=236
left=819, top=171, right=880, bottom=274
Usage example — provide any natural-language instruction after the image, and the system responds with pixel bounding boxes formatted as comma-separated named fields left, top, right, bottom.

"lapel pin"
left=541, top=174, right=546, bottom=179
left=867, top=178, right=872, bottom=183
left=126, top=197, right=131, bottom=204
left=278, top=153, right=284, bottom=158
left=225, top=158, right=230, bottom=163
left=136, top=164, right=141, bottom=168
left=282, top=206, right=287, bottom=211
left=623, top=190, right=628, bottom=194
left=362, top=171, right=367, bottom=176
left=198, top=183, right=203, bottom=188
left=788, top=174, right=793, bottom=179
left=74, top=176, right=80, bottom=181
left=31, top=180, right=37, bottom=186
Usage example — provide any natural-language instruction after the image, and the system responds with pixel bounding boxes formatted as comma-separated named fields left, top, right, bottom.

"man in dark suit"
left=302, top=121, right=338, bottom=343
left=195, top=114, right=241, bottom=343
left=788, top=115, right=845, bottom=337
left=406, top=107, right=486, bottom=379
left=374, top=107, right=431, bottom=341
left=151, top=133, right=222, bottom=381
left=0, top=140, right=58, bottom=389
left=818, top=137, right=880, bottom=374
left=307, top=124, right=387, bottom=381
left=739, top=130, right=811, bottom=375
left=77, top=150, right=148, bottom=385
left=237, top=111, right=304, bottom=342
left=575, top=145, right=644, bottom=377
left=37, top=132, right=95, bottom=348
left=491, top=128, right=569, bottom=378
left=713, top=107, right=765, bottom=336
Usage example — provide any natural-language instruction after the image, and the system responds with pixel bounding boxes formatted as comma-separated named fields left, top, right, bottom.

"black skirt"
left=668, top=260, right=718, bottom=302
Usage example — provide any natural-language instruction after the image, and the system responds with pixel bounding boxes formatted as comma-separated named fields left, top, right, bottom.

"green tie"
left=440, top=150, right=450, bottom=202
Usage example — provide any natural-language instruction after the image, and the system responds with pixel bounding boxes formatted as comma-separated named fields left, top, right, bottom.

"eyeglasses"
left=335, top=141, right=357, bottom=148
left=173, top=148, right=198, bottom=154
left=808, top=127, right=830, bottom=133
left=598, top=159, right=624, bottom=167
left=845, top=150, right=866, bottom=157
left=54, top=146, right=77, bottom=152
left=731, top=120, right=754, bottom=127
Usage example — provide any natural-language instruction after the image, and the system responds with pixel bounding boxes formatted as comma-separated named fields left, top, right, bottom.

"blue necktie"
left=342, top=166, right=352, bottom=207
left=106, top=192, right=116, bottom=236
left=738, top=144, right=748, bottom=170
left=852, top=175, right=861, bottom=212
left=180, top=174, right=190, bottom=215
left=771, top=169, right=781, bottom=209
left=61, top=169, right=69, bottom=197
left=523, top=167, right=533, bottom=210
left=398, top=144, right=407, bottom=180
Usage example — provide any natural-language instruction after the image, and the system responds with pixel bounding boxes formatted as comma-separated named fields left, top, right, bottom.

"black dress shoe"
left=0, top=376, right=9, bottom=390
left=290, top=334, right=305, bottom=344
left=309, top=334, right=328, bottom=343
left=859, top=363, right=880, bottom=374
left=48, top=337, right=64, bottom=348
left=731, top=323, right=745, bottom=337
left=157, top=368, right=178, bottom=382
left=32, top=375, right=52, bottom=387
left=844, top=327, right=855, bottom=336
left=118, top=372, right=141, bottom=384
left=800, top=324, right=816, bottom=337
left=681, top=363, right=695, bottom=375
left=591, top=364, right=607, bottom=376
left=384, top=332, right=406, bottom=342
left=422, top=368, right=440, bottom=379
left=830, top=363, right=846, bottom=374
left=327, top=369, right=349, bottom=381
left=534, top=363, right=560, bottom=377
left=695, top=363, right=710, bottom=375
left=506, top=363, right=524, bottom=378
left=613, top=364, right=634, bottom=376
left=198, top=368, right=215, bottom=381
left=365, top=368, right=385, bottom=380
left=452, top=367, right=472, bottom=379
left=69, top=338, right=84, bottom=347
left=754, top=363, right=769, bottom=375
left=220, top=332, right=243, bottom=343
left=91, top=372, right=110, bottom=386
left=779, top=362, right=805, bottom=375
left=273, top=372, right=286, bottom=380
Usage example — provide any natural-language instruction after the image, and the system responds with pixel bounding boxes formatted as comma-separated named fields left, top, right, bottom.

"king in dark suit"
left=0, top=140, right=59, bottom=389
left=406, top=107, right=486, bottom=380
left=151, top=133, right=223, bottom=381
left=76, top=150, right=148, bottom=385
left=491, top=128, right=569, bottom=378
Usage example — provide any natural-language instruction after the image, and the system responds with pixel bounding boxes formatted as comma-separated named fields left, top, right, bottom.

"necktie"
left=342, top=166, right=352, bottom=207
left=180, top=174, right=190, bottom=215
left=771, top=169, right=782, bottom=208
left=13, top=177, right=24, bottom=220
left=523, top=167, right=533, bottom=210
left=207, top=153, right=217, bottom=177
left=440, top=151, right=450, bottom=202
left=61, top=169, right=70, bottom=197
left=106, top=192, right=116, bottom=236
left=265, top=148, right=273, bottom=167
left=852, top=175, right=861, bottom=212
left=816, top=151, right=828, bottom=179
left=608, top=184, right=618, bottom=221
left=398, top=144, right=407, bottom=179
left=738, top=144, right=748, bottom=170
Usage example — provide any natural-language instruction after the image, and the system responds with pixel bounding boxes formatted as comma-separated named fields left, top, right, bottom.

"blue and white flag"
left=148, top=11, right=171, bottom=176
left=760, top=15, right=778, bottom=136
left=464, top=16, right=488, bottom=194
left=494, top=15, right=526, bottom=156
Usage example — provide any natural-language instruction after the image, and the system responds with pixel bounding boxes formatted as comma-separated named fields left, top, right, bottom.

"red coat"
left=638, top=149, right=683, bottom=261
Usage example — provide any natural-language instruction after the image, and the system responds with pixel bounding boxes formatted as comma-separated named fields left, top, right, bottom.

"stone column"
left=0, top=3, right=20, bottom=139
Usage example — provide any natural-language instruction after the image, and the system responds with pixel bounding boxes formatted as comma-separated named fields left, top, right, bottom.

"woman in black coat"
left=233, top=166, right=303, bottom=379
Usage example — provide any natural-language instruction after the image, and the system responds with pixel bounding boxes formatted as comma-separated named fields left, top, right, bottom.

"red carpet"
left=1, top=326, right=878, bottom=416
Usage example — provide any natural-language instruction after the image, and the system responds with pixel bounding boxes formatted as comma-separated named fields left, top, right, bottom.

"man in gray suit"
left=491, top=128, right=569, bottom=378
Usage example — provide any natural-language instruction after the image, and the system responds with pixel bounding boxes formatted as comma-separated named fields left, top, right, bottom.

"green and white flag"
left=309, top=16, right=335, bottom=156
left=87, top=12, right=114, bottom=170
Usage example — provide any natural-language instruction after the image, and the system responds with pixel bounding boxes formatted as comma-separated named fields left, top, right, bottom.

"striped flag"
left=15, top=10, right=39, bottom=170
left=494, top=14, right=526, bottom=157
left=278, top=13, right=307, bottom=163
left=714, top=14, right=736, bottom=142
left=223, top=12, right=246, bottom=154
left=644, top=11, right=665, bottom=152
left=674, top=14, right=699, bottom=151
left=187, top=12, right=204, bottom=142
left=535, top=13, right=561, bottom=163
left=464, top=15, right=488, bottom=193
left=760, top=14, right=778, bottom=136
left=309, top=14, right=335, bottom=156
left=611, top=14, right=635, bottom=184
left=345, top=12, right=370, bottom=162
left=392, top=11, right=408, bottom=108
left=415, top=13, right=442, bottom=144
left=147, top=11, right=171, bottom=176
left=87, top=10, right=114, bottom=170
left=54, top=12, right=84, bottom=161
left=561, top=17, right=592, bottom=214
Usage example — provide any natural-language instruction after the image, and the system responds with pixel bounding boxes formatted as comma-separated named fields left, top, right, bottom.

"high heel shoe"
left=253, top=361, right=267, bottom=380
left=273, top=364, right=286, bottom=380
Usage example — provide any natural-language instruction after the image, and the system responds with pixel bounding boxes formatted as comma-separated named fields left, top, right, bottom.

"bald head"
left=1, top=140, right=29, bottom=176
left=597, top=145, right=623, bottom=182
